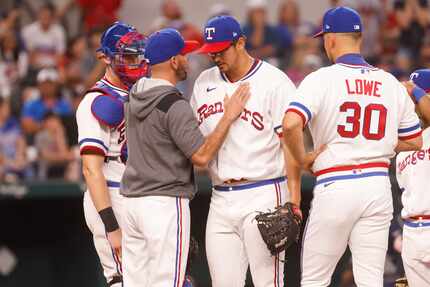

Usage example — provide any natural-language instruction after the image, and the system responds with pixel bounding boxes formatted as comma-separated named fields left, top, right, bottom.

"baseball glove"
left=255, top=202, right=302, bottom=256
left=394, top=277, right=408, bottom=287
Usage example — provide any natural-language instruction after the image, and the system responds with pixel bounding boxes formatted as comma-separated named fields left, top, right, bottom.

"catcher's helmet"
left=99, top=21, right=149, bottom=87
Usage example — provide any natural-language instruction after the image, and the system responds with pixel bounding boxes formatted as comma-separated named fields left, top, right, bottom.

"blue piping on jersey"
left=404, top=221, right=430, bottom=228
left=213, top=176, right=286, bottom=192
left=220, top=58, right=262, bottom=82
left=398, top=123, right=421, bottom=133
left=241, top=60, right=263, bottom=81
left=289, top=102, right=312, bottom=122
left=79, top=138, right=109, bottom=151
left=315, top=171, right=388, bottom=186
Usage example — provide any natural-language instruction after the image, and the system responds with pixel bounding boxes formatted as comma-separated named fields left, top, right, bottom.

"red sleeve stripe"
left=399, top=130, right=422, bottom=140
left=80, top=146, right=106, bottom=156
left=286, top=108, right=307, bottom=127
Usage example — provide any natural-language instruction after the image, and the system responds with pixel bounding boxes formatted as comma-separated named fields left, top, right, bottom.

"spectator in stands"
left=21, top=68, right=72, bottom=136
left=394, top=0, right=430, bottom=58
left=58, top=0, right=122, bottom=33
left=276, top=0, right=317, bottom=68
left=418, top=34, right=430, bottom=67
left=21, top=3, right=66, bottom=72
left=243, top=0, right=278, bottom=63
left=0, top=7, right=21, bottom=38
left=151, top=0, right=203, bottom=44
left=0, top=97, right=28, bottom=182
left=276, top=1, right=295, bottom=66
left=390, top=50, right=413, bottom=81
left=34, top=111, right=75, bottom=179
left=60, top=34, right=92, bottom=97
left=0, top=28, right=28, bottom=98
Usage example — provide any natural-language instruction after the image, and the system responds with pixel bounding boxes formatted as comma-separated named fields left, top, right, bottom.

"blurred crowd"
left=1, top=0, right=430, bottom=183
left=0, top=0, right=427, bottom=284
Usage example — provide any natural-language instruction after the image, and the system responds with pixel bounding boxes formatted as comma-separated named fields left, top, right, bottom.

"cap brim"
left=180, top=40, right=202, bottom=55
left=195, top=41, right=232, bottom=54
left=312, top=30, right=324, bottom=38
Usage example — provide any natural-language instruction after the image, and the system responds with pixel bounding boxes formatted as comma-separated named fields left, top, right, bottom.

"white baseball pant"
left=301, top=172, right=393, bottom=287
left=402, top=222, right=430, bottom=287
left=206, top=177, right=288, bottom=287
left=122, top=196, right=190, bottom=287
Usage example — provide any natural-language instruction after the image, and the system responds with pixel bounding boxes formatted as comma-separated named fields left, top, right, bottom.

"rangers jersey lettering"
left=76, top=79, right=128, bottom=183
left=287, top=54, right=422, bottom=172
left=396, top=127, right=430, bottom=218
left=191, top=59, right=296, bottom=185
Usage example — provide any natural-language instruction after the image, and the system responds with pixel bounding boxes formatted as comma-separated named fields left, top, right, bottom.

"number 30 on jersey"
left=337, top=102, right=387, bottom=140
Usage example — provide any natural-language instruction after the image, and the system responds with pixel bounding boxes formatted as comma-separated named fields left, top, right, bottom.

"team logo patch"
left=205, top=27, right=216, bottom=40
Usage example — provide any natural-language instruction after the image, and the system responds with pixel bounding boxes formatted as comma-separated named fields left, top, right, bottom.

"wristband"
left=99, top=207, right=119, bottom=233
left=412, top=86, right=426, bottom=103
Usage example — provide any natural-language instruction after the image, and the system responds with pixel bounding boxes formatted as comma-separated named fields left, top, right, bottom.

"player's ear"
left=236, top=36, right=246, bottom=51
left=170, top=56, right=179, bottom=70
left=99, top=52, right=111, bottom=65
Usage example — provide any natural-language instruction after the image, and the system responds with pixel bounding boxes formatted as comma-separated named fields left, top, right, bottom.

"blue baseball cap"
left=313, top=6, right=362, bottom=38
left=197, top=15, right=243, bottom=54
left=144, top=28, right=200, bottom=66
left=410, top=69, right=430, bottom=92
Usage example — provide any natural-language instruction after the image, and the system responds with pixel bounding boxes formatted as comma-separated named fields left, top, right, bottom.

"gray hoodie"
left=120, top=78, right=205, bottom=199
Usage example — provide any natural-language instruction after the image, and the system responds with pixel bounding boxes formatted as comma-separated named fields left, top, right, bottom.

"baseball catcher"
left=255, top=202, right=302, bottom=256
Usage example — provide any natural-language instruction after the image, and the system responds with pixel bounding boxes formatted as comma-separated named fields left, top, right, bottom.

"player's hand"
left=287, top=202, right=303, bottom=221
left=107, top=228, right=122, bottom=268
left=402, top=81, right=416, bottom=100
left=223, top=82, right=251, bottom=121
left=304, top=144, right=326, bottom=172
left=393, top=234, right=402, bottom=253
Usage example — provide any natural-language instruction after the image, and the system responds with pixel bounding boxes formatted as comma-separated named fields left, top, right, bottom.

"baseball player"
left=396, top=69, right=430, bottom=287
left=120, top=28, right=250, bottom=287
left=76, top=22, right=148, bottom=287
left=282, top=7, right=423, bottom=287
left=191, top=15, right=298, bottom=287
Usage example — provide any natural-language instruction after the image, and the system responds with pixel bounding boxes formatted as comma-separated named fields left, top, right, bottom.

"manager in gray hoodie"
left=120, top=28, right=250, bottom=287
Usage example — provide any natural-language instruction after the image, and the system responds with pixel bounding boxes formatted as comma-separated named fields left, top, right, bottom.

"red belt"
left=314, top=162, right=389, bottom=176
left=408, top=215, right=430, bottom=220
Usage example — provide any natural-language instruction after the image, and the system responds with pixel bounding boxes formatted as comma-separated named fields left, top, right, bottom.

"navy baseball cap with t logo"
left=410, top=69, right=430, bottom=92
left=144, top=28, right=201, bottom=66
left=313, top=6, right=362, bottom=38
left=197, top=15, right=243, bottom=54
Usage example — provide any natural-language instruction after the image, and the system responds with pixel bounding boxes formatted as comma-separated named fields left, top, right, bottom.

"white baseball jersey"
left=76, top=79, right=128, bottom=184
left=396, top=127, right=430, bottom=219
left=190, top=59, right=296, bottom=185
left=288, top=55, right=422, bottom=173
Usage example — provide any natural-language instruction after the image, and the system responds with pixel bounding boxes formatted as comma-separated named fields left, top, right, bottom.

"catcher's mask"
left=99, top=21, right=149, bottom=88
